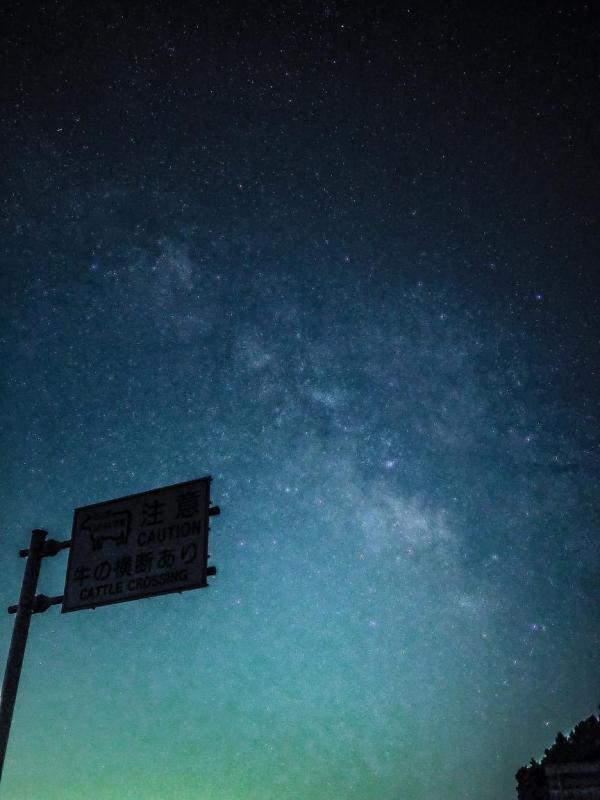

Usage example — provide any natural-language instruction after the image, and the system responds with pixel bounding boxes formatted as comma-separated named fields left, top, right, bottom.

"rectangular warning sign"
left=62, top=477, right=211, bottom=612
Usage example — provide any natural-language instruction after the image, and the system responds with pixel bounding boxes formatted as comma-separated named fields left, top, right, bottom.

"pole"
left=0, top=529, right=47, bottom=783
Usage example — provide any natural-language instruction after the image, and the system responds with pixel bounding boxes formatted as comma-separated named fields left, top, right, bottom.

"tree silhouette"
left=515, top=708, right=600, bottom=798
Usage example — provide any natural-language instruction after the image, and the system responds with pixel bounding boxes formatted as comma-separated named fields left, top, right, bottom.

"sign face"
left=62, top=477, right=212, bottom=612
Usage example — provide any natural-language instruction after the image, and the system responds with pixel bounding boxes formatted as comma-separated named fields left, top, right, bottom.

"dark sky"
left=1, top=3, right=599, bottom=799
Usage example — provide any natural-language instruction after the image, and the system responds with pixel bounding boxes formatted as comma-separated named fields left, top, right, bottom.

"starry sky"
left=1, top=3, right=598, bottom=799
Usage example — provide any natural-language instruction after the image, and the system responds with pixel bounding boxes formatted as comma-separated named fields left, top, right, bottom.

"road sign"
left=62, top=477, right=212, bottom=612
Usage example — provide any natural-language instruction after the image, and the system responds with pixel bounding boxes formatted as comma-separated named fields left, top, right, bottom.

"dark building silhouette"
left=516, top=710, right=600, bottom=799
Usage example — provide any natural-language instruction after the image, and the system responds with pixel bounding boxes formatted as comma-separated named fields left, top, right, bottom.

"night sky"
left=1, top=3, right=599, bottom=799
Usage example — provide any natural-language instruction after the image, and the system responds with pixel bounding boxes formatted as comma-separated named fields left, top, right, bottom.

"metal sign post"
left=0, top=529, right=47, bottom=782
left=0, top=477, right=219, bottom=787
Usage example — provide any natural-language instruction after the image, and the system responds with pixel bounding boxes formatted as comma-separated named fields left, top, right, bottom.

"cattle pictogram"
left=80, top=509, right=131, bottom=551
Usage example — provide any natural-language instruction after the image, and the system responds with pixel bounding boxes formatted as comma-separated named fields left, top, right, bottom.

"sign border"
left=61, top=476, right=212, bottom=613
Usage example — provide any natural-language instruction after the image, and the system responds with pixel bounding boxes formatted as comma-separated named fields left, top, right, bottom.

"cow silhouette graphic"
left=80, top=509, right=132, bottom=551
